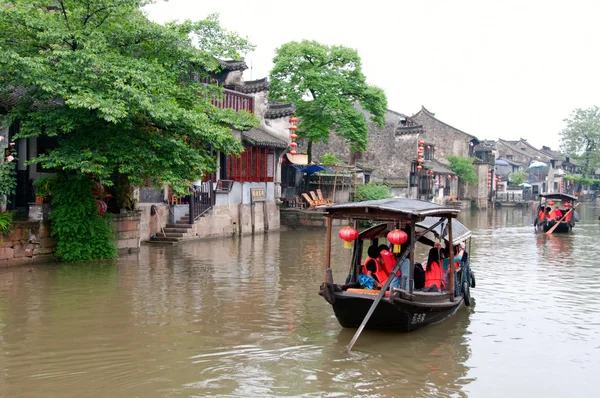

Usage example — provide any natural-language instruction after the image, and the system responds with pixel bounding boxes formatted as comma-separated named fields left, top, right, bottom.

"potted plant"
left=33, top=176, right=54, bottom=203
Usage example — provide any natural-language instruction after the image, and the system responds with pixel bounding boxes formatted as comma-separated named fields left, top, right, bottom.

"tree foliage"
left=50, top=174, right=117, bottom=261
left=508, top=168, right=528, bottom=185
left=354, top=183, right=392, bottom=202
left=321, top=153, right=341, bottom=165
left=446, top=156, right=477, bottom=184
left=559, top=106, right=600, bottom=177
left=0, top=1, right=257, bottom=194
left=269, top=40, right=387, bottom=161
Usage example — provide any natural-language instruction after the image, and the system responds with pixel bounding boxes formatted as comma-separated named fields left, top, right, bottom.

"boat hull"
left=330, top=291, right=463, bottom=332
left=541, top=220, right=572, bottom=233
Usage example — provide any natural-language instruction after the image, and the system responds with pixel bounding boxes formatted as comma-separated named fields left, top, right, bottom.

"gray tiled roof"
left=225, top=78, right=270, bottom=94
left=265, top=102, right=296, bottom=119
left=242, top=127, right=288, bottom=149
left=219, top=59, right=248, bottom=71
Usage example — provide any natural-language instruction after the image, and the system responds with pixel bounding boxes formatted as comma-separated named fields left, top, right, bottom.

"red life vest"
left=424, top=260, right=445, bottom=289
left=538, top=211, right=545, bottom=221
left=564, top=210, right=572, bottom=222
left=362, top=256, right=389, bottom=284
left=380, top=250, right=399, bottom=277
left=551, top=209, right=563, bottom=220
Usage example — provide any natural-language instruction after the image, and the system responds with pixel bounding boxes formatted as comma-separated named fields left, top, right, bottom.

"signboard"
left=250, top=188, right=266, bottom=202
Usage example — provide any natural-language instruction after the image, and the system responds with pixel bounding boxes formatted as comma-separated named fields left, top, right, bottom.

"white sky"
left=145, top=0, right=600, bottom=151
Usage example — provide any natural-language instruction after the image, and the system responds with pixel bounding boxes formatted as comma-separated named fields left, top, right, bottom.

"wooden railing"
left=213, top=88, right=254, bottom=113
left=188, top=180, right=215, bottom=223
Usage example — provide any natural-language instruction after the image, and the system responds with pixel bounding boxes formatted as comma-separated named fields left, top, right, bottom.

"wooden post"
left=332, top=166, right=339, bottom=203
left=325, top=216, right=333, bottom=278
left=409, top=220, right=415, bottom=294
left=447, top=216, right=455, bottom=301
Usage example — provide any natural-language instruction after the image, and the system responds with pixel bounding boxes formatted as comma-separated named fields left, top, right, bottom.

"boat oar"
left=346, top=249, right=411, bottom=353
left=346, top=218, right=445, bottom=353
left=546, top=203, right=578, bottom=235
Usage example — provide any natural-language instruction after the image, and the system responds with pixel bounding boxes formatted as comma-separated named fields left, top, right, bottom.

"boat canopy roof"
left=416, top=217, right=472, bottom=245
left=357, top=217, right=471, bottom=246
left=324, top=198, right=460, bottom=221
left=539, top=193, right=577, bottom=201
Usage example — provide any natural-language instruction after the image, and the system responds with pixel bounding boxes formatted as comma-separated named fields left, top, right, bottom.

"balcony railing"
left=212, top=88, right=254, bottom=113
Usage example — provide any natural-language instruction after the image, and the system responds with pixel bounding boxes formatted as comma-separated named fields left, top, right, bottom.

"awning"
left=291, top=165, right=332, bottom=175
left=285, top=153, right=308, bottom=165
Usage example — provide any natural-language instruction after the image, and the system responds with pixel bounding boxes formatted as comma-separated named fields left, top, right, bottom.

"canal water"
left=1, top=204, right=599, bottom=397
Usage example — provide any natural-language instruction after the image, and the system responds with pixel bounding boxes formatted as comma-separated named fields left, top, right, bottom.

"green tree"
left=446, top=156, right=477, bottom=184
left=321, top=153, right=341, bottom=165
left=559, top=106, right=600, bottom=177
left=269, top=40, right=387, bottom=162
left=508, top=168, right=528, bottom=185
left=354, top=183, right=392, bottom=202
left=0, top=1, right=257, bottom=194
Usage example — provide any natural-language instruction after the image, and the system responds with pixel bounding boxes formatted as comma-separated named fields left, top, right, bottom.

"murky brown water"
left=1, top=203, right=599, bottom=397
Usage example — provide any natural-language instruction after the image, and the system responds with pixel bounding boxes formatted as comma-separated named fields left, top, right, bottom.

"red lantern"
left=289, top=125, right=297, bottom=131
left=338, top=226, right=359, bottom=249
left=289, top=117, right=297, bottom=123
left=447, top=175, right=451, bottom=179
left=96, top=200, right=107, bottom=215
left=387, top=229, right=408, bottom=254
left=427, top=145, right=431, bottom=150
left=418, top=146, right=424, bottom=152
left=290, top=150, right=297, bottom=155
left=290, top=142, right=297, bottom=148
left=417, top=158, right=423, bottom=164
left=433, top=147, right=436, bottom=152
left=419, top=140, right=425, bottom=145
left=416, top=165, right=422, bottom=171
left=454, top=176, right=458, bottom=180
left=291, top=133, right=297, bottom=140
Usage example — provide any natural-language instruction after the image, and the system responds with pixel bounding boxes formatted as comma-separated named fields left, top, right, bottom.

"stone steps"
left=148, top=214, right=197, bottom=245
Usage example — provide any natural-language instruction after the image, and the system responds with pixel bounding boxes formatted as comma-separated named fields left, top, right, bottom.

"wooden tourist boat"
left=534, top=193, right=578, bottom=234
left=319, top=198, right=475, bottom=348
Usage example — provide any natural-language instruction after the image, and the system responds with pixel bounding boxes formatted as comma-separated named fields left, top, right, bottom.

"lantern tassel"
left=393, top=244, right=401, bottom=254
left=344, top=241, right=353, bottom=249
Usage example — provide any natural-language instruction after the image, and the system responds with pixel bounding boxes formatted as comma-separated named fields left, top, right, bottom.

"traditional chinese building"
left=310, top=105, right=480, bottom=203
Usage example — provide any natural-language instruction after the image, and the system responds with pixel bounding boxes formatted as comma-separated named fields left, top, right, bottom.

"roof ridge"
left=412, top=106, right=479, bottom=141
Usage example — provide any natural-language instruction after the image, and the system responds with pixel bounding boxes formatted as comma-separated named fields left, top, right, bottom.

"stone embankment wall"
left=280, top=209, right=348, bottom=229
left=0, top=212, right=141, bottom=267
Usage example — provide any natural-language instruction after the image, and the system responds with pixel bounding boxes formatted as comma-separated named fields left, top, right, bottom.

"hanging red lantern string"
left=387, top=229, right=408, bottom=254
left=338, top=226, right=359, bottom=249
left=416, top=165, right=422, bottom=172
left=419, top=140, right=425, bottom=145
left=417, top=158, right=423, bottom=164
left=289, top=116, right=298, bottom=155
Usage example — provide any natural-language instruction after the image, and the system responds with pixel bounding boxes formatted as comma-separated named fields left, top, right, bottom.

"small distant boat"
left=534, top=193, right=578, bottom=233
left=319, top=198, right=475, bottom=336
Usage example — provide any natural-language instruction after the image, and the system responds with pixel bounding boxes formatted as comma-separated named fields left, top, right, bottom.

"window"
left=505, top=155, right=513, bottom=160
left=424, top=144, right=434, bottom=161
left=227, top=146, right=275, bottom=182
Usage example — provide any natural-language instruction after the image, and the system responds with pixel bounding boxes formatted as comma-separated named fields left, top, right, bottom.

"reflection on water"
left=1, top=204, right=600, bottom=397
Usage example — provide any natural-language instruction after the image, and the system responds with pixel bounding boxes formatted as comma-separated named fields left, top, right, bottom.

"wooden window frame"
left=227, top=146, right=275, bottom=183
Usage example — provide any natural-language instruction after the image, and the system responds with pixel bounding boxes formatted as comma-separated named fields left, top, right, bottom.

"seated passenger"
left=551, top=207, right=563, bottom=220
left=359, top=245, right=387, bottom=289
left=424, top=247, right=445, bottom=290
left=563, top=202, right=573, bottom=222
left=534, top=204, right=545, bottom=226
left=544, top=206, right=554, bottom=220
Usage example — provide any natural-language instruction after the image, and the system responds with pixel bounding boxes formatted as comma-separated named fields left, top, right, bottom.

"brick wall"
left=310, top=109, right=418, bottom=182
left=0, top=212, right=141, bottom=267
